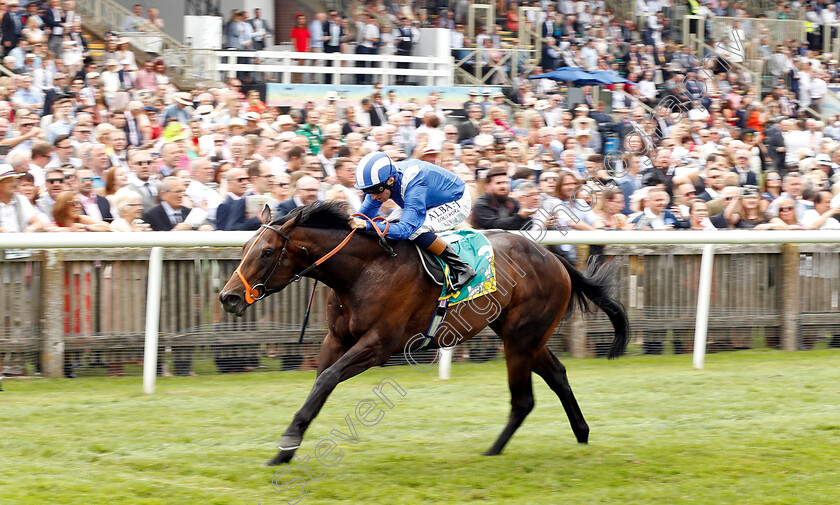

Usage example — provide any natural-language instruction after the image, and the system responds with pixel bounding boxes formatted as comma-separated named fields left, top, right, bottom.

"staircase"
left=72, top=0, right=212, bottom=88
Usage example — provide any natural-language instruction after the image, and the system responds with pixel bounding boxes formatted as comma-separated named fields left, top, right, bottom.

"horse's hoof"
left=278, top=435, right=302, bottom=451
left=265, top=449, right=296, bottom=466
left=482, top=449, right=501, bottom=456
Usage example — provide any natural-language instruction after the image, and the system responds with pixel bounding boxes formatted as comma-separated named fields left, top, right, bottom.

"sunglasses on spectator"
left=234, top=177, right=250, bottom=182
left=21, top=123, right=35, bottom=127
left=135, top=160, right=153, bottom=165
left=767, top=176, right=781, bottom=181
left=80, top=177, right=94, bottom=182
left=780, top=206, right=794, bottom=211
left=274, top=182, right=289, bottom=187
left=46, top=177, right=65, bottom=183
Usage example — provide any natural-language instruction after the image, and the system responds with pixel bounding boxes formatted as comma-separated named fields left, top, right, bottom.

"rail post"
left=780, top=243, right=801, bottom=351
left=693, top=243, right=716, bottom=369
left=143, top=247, right=164, bottom=394
left=40, top=249, right=65, bottom=378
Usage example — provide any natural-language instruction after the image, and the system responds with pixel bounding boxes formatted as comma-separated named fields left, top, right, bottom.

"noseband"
left=232, top=214, right=392, bottom=305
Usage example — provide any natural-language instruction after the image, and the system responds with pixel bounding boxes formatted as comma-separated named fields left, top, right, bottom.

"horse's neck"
left=301, top=229, right=414, bottom=293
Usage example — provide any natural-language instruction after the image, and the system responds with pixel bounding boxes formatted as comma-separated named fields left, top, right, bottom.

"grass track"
left=2, top=349, right=839, bottom=505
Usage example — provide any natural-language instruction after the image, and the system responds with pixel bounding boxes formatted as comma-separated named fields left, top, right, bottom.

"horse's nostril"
left=222, top=294, right=242, bottom=307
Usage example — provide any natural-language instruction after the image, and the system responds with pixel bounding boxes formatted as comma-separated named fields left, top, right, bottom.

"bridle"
left=232, top=214, right=393, bottom=305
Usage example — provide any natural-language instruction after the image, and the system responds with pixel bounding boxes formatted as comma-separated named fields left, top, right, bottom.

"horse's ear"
left=259, top=204, right=272, bottom=224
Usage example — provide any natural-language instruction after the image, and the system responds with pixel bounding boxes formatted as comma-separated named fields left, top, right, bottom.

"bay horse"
left=219, top=201, right=628, bottom=466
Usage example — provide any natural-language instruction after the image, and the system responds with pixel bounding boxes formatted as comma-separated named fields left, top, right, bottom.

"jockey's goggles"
left=362, top=182, right=390, bottom=195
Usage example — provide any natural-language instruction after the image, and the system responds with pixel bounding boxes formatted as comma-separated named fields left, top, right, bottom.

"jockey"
left=352, top=152, right=477, bottom=292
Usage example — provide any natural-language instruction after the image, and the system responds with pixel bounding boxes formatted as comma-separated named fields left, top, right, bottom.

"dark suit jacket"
left=457, top=119, right=480, bottom=143
left=275, top=198, right=302, bottom=218
left=81, top=194, right=113, bottom=222
left=43, top=8, right=65, bottom=32
left=369, top=105, right=386, bottom=127
left=215, top=196, right=235, bottom=231
left=710, top=212, right=730, bottom=229
left=2, top=12, right=21, bottom=49
left=142, top=204, right=189, bottom=231
left=696, top=190, right=715, bottom=202
left=221, top=196, right=261, bottom=231
left=731, top=168, right=758, bottom=186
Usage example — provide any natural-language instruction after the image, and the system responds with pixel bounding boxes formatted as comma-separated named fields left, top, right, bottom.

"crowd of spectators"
left=1, top=1, right=840, bottom=245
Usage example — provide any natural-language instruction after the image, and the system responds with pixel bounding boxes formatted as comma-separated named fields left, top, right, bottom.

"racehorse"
left=220, top=201, right=629, bottom=466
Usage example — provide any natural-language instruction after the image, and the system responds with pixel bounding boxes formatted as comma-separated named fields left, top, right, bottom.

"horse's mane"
left=270, top=201, right=353, bottom=230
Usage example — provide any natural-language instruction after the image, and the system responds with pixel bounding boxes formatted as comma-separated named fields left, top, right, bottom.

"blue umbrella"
left=530, top=67, right=635, bottom=87
left=589, top=70, right=635, bottom=86
left=529, top=67, right=595, bottom=84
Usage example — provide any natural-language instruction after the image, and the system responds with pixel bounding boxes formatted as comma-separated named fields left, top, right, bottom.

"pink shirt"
left=135, top=69, right=157, bottom=90
left=79, top=193, right=102, bottom=221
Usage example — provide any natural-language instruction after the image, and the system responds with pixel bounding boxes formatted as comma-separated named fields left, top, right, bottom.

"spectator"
left=122, top=4, right=144, bottom=32
left=687, top=199, right=715, bottom=231
left=37, top=167, right=68, bottom=220
left=249, top=8, right=272, bottom=50
left=75, top=167, right=112, bottom=222
left=47, top=190, right=110, bottom=231
left=628, top=187, right=685, bottom=230
left=185, top=157, right=223, bottom=226
left=141, top=176, right=193, bottom=231
left=2, top=0, right=23, bottom=56
left=109, top=192, right=150, bottom=231
left=0, top=164, right=42, bottom=232
left=221, top=160, right=272, bottom=231
left=801, top=191, right=840, bottom=230
left=276, top=175, right=320, bottom=217
left=472, top=167, right=534, bottom=230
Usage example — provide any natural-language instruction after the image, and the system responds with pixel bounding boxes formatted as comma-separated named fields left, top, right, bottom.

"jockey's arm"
left=357, top=194, right=384, bottom=228
left=381, top=177, right=428, bottom=240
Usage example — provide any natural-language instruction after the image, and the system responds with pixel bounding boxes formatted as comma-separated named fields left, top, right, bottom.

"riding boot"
left=427, top=237, right=476, bottom=294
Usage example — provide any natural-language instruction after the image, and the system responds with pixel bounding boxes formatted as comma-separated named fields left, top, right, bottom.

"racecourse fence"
left=2, top=242, right=839, bottom=378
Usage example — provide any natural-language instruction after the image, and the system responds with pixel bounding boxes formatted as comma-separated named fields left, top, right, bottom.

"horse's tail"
left=556, top=254, right=629, bottom=359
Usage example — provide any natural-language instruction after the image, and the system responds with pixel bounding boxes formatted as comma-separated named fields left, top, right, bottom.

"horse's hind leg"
left=532, top=346, right=589, bottom=443
left=483, top=345, right=536, bottom=456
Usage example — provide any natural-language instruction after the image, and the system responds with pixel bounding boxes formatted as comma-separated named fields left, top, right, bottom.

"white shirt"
left=810, top=77, right=827, bottom=100
left=28, top=163, right=46, bottom=187
left=360, top=23, right=380, bottom=49
left=0, top=194, right=36, bottom=232
left=801, top=208, right=840, bottom=229
left=186, top=179, right=223, bottom=223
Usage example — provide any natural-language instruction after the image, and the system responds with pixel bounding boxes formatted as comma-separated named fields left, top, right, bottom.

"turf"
left=2, top=349, right=839, bottom=505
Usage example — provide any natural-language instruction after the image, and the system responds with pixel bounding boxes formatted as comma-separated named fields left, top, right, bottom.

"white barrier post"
left=439, top=347, right=453, bottom=380
left=693, top=243, right=716, bottom=370
left=143, top=247, right=164, bottom=394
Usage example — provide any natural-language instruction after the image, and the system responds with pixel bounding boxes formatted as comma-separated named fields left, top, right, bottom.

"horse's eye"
left=261, top=249, right=274, bottom=259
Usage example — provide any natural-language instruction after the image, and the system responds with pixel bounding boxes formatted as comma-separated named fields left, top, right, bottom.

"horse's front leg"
left=266, top=332, right=392, bottom=466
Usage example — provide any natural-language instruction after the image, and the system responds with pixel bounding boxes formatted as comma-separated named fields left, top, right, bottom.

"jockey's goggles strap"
left=362, top=183, right=389, bottom=195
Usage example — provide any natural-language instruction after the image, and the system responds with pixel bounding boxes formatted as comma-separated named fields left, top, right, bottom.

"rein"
left=232, top=213, right=392, bottom=305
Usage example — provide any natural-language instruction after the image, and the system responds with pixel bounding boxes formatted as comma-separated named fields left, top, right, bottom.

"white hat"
left=535, top=99, right=550, bottom=111
left=173, top=92, right=193, bottom=106
left=86, top=72, right=100, bottom=79
left=195, top=104, right=214, bottom=115
left=815, top=153, right=833, bottom=165
left=276, top=131, right=296, bottom=141
left=104, top=58, right=119, bottom=67
left=325, top=90, right=339, bottom=101
left=687, top=108, right=708, bottom=121
left=244, top=111, right=260, bottom=121
left=575, top=129, right=592, bottom=137
left=229, top=117, right=246, bottom=127
left=0, top=164, right=22, bottom=180
left=276, top=114, right=295, bottom=126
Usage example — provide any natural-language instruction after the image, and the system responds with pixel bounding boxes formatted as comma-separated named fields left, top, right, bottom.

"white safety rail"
left=215, top=50, right=454, bottom=87
left=3, top=230, right=840, bottom=391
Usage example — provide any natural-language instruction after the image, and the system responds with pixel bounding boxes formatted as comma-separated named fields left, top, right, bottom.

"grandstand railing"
left=2, top=231, right=840, bottom=390
left=453, top=46, right=537, bottom=86
left=212, top=50, right=454, bottom=87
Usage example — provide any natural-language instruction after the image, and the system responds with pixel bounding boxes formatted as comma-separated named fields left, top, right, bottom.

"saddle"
left=415, top=245, right=446, bottom=286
